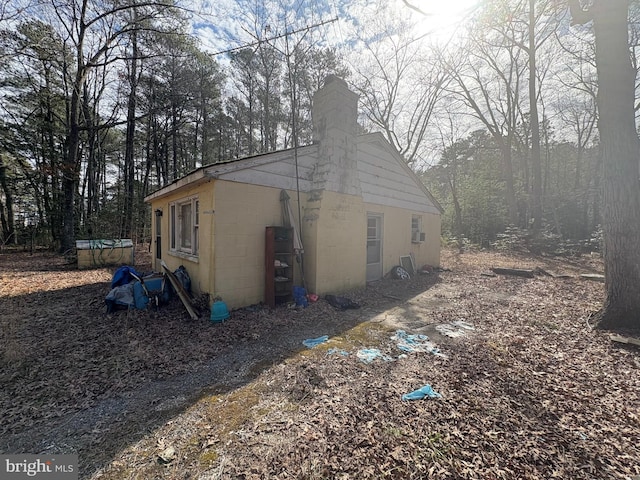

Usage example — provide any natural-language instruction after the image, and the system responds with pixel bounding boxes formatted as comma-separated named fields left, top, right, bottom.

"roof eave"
left=144, top=168, right=210, bottom=203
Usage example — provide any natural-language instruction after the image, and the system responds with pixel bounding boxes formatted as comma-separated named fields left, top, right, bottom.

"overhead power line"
left=210, top=16, right=338, bottom=56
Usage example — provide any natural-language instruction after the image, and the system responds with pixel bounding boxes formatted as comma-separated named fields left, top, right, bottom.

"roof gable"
left=145, top=135, right=442, bottom=217
left=144, top=146, right=318, bottom=202
left=205, top=145, right=318, bottom=192
left=357, top=132, right=442, bottom=214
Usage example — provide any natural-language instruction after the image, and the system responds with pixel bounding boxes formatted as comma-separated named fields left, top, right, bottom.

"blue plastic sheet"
left=111, top=265, right=141, bottom=289
left=326, top=348, right=349, bottom=356
left=392, top=330, right=444, bottom=356
left=302, top=335, right=329, bottom=348
left=356, top=348, right=392, bottom=364
left=402, top=384, right=442, bottom=401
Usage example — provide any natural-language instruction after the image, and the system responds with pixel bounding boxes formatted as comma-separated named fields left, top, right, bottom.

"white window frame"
left=169, top=196, right=199, bottom=257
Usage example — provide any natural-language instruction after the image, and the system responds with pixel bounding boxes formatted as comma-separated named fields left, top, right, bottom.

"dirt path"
left=6, top=301, right=398, bottom=476
left=0, top=247, right=437, bottom=477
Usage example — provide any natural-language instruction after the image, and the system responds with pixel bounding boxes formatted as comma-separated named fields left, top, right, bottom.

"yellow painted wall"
left=414, top=212, right=441, bottom=269
left=363, top=203, right=441, bottom=277
left=301, top=199, right=319, bottom=295
left=151, top=180, right=215, bottom=297
left=306, top=190, right=367, bottom=294
left=149, top=178, right=441, bottom=310
left=213, top=180, right=302, bottom=309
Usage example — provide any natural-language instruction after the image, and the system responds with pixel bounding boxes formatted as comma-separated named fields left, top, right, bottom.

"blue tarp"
left=106, top=270, right=170, bottom=313
left=111, top=265, right=141, bottom=289
left=326, top=348, right=349, bottom=356
left=392, top=330, right=444, bottom=356
left=105, top=283, right=135, bottom=313
left=302, top=335, right=329, bottom=348
left=356, top=348, right=392, bottom=364
left=402, top=384, right=442, bottom=401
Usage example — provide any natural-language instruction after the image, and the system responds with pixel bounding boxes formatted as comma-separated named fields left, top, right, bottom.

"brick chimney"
left=310, top=75, right=361, bottom=196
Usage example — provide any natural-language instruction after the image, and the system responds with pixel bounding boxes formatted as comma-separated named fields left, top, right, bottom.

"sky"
left=190, top=0, right=480, bottom=58
left=411, top=0, right=480, bottom=37
left=185, top=0, right=481, bottom=166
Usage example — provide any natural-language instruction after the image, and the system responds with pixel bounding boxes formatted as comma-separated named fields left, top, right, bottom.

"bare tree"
left=348, top=3, right=449, bottom=166
left=122, top=7, right=140, bottom=239
left=40, top=0, right=182, bottom=252
left=432, top=108, right=472, bottom=247
left=442, top=28, right=525, bottom=225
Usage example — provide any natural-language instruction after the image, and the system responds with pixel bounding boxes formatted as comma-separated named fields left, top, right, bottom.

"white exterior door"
left=366, top=213, right=383, bottom=282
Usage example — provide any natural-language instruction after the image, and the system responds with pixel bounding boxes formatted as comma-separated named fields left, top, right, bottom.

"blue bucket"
left=210, top=300, right=230, bottom=323
left=293, top=286, right=308, bottom=307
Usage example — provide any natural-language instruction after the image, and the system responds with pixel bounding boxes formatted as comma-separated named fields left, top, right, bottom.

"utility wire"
left=209, top=17, right=338, bottom=57
left=209, top=14, right=339, bottom=289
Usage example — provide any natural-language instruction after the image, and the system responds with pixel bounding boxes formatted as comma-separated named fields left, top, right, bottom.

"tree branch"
left=567, top=0, right=593, bottom=25
left=401, top=0, right=431, bottom=17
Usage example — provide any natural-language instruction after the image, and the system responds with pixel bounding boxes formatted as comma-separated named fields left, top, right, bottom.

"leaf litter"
left=1, top=247, right=639, bottom=479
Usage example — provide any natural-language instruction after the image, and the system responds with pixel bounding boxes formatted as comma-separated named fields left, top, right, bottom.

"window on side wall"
left=169, top=197, right=199, bottom=256
left=411, top=215, right=425, bottom=243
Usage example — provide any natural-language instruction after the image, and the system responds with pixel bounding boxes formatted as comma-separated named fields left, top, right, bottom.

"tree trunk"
left=60, top=0, right=88, bottom=254
left=500, top=142, right=519, bottom=225
left=62, top=81, right=81, bottom=253
left=0, top=154, right=15, bottom=243
left=171, top=97, right=178, bottom=181
left=529, top=0, right=543, bottom=232
left=82, top=83, right=97, bottom=229
left=590, top=1, right=640, bottom=330
left=123, top=24, right=139, bottom=239
left=43, top=67, right=59, bottom=244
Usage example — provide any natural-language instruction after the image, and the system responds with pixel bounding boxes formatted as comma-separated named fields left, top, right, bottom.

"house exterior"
left=144, top=76, right=442, bottom=309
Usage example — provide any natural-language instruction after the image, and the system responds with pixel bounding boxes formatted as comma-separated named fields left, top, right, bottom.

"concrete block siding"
left=146, top=75, right=442, bottom=309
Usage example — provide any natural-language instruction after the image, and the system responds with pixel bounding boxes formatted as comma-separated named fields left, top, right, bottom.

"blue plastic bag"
left=302, top=335, right=329, bottom=348
left=402, top=384, right=442, bottom=401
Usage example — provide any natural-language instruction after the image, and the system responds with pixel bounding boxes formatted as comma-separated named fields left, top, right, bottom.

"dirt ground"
left=1, top=246, right=639, bottom=479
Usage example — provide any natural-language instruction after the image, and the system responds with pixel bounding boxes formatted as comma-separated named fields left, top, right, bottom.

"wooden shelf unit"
left=265, top=226, right=294, bottom=308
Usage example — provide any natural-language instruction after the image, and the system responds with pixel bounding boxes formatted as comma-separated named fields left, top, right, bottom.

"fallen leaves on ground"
left=1, top=247, right=639, bottom=480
